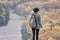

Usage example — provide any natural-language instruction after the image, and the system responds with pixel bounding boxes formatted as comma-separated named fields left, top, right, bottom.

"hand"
left=41, top=26, right=42, bottom=28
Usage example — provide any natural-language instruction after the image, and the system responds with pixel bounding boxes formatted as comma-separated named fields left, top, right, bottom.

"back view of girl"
left=29, top=7, right=42, bottom=40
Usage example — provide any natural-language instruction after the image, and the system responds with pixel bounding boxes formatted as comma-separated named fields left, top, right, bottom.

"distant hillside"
left=0, top=0, right=60, bottom=9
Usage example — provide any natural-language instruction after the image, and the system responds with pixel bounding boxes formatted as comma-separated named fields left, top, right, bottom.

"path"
left=0, top=10, right=22, bottom=40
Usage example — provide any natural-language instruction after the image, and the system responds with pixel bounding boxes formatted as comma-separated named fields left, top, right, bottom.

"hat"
left=33, top=7, right=39, bottom=12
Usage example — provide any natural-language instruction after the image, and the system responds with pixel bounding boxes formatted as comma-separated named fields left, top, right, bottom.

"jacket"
left=30, top=13, right=42, bottom=29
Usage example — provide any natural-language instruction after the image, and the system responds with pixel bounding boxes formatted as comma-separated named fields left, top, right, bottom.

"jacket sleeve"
left=38, top=15, right=42, bottom=28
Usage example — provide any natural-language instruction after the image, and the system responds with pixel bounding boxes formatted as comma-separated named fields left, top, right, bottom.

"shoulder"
left=31, top=14, right=34, bottom=18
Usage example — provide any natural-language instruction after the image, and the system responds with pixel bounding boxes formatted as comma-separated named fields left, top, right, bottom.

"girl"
left=29, top=7, right=42, bottom=40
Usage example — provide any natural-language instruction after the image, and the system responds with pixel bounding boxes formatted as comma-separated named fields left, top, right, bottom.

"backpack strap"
left=32, top=14, right=37, bottom=27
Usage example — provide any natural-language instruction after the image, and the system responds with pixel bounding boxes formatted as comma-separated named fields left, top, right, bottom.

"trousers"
left=32, top=28, right=39, bottom=40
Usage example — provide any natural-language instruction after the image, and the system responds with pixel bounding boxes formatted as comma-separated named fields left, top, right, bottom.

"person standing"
left=29, top=7, right=42, bottom=40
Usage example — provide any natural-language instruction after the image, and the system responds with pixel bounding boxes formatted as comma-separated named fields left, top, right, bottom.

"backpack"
left=29, top=14, right=37, bottom=28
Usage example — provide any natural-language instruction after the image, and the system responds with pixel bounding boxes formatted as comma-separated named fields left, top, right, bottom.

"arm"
left=38, top=15, right=42, bottom=28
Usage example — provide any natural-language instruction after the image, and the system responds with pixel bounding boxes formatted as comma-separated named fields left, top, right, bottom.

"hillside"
left=0, top=0, right=60, bottom=9
left=13, top=2, right=60, bottom=40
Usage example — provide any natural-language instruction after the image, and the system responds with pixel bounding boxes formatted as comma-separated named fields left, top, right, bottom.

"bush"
left=0, top=4, right=9, bottom=26
left=21, top=24, right=31, bottom=40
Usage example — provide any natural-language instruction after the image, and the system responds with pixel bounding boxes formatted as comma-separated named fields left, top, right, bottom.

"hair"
left=33, top=7, right=39, bottom=12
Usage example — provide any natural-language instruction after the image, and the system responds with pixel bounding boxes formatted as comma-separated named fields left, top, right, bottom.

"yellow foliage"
left=43, top=23, right=50, bottom=30
left=24, top=7, right=31, bottom=12
left=48, top=37, right=55, bottom=40
left=53, top=25, right=60, bottom=31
